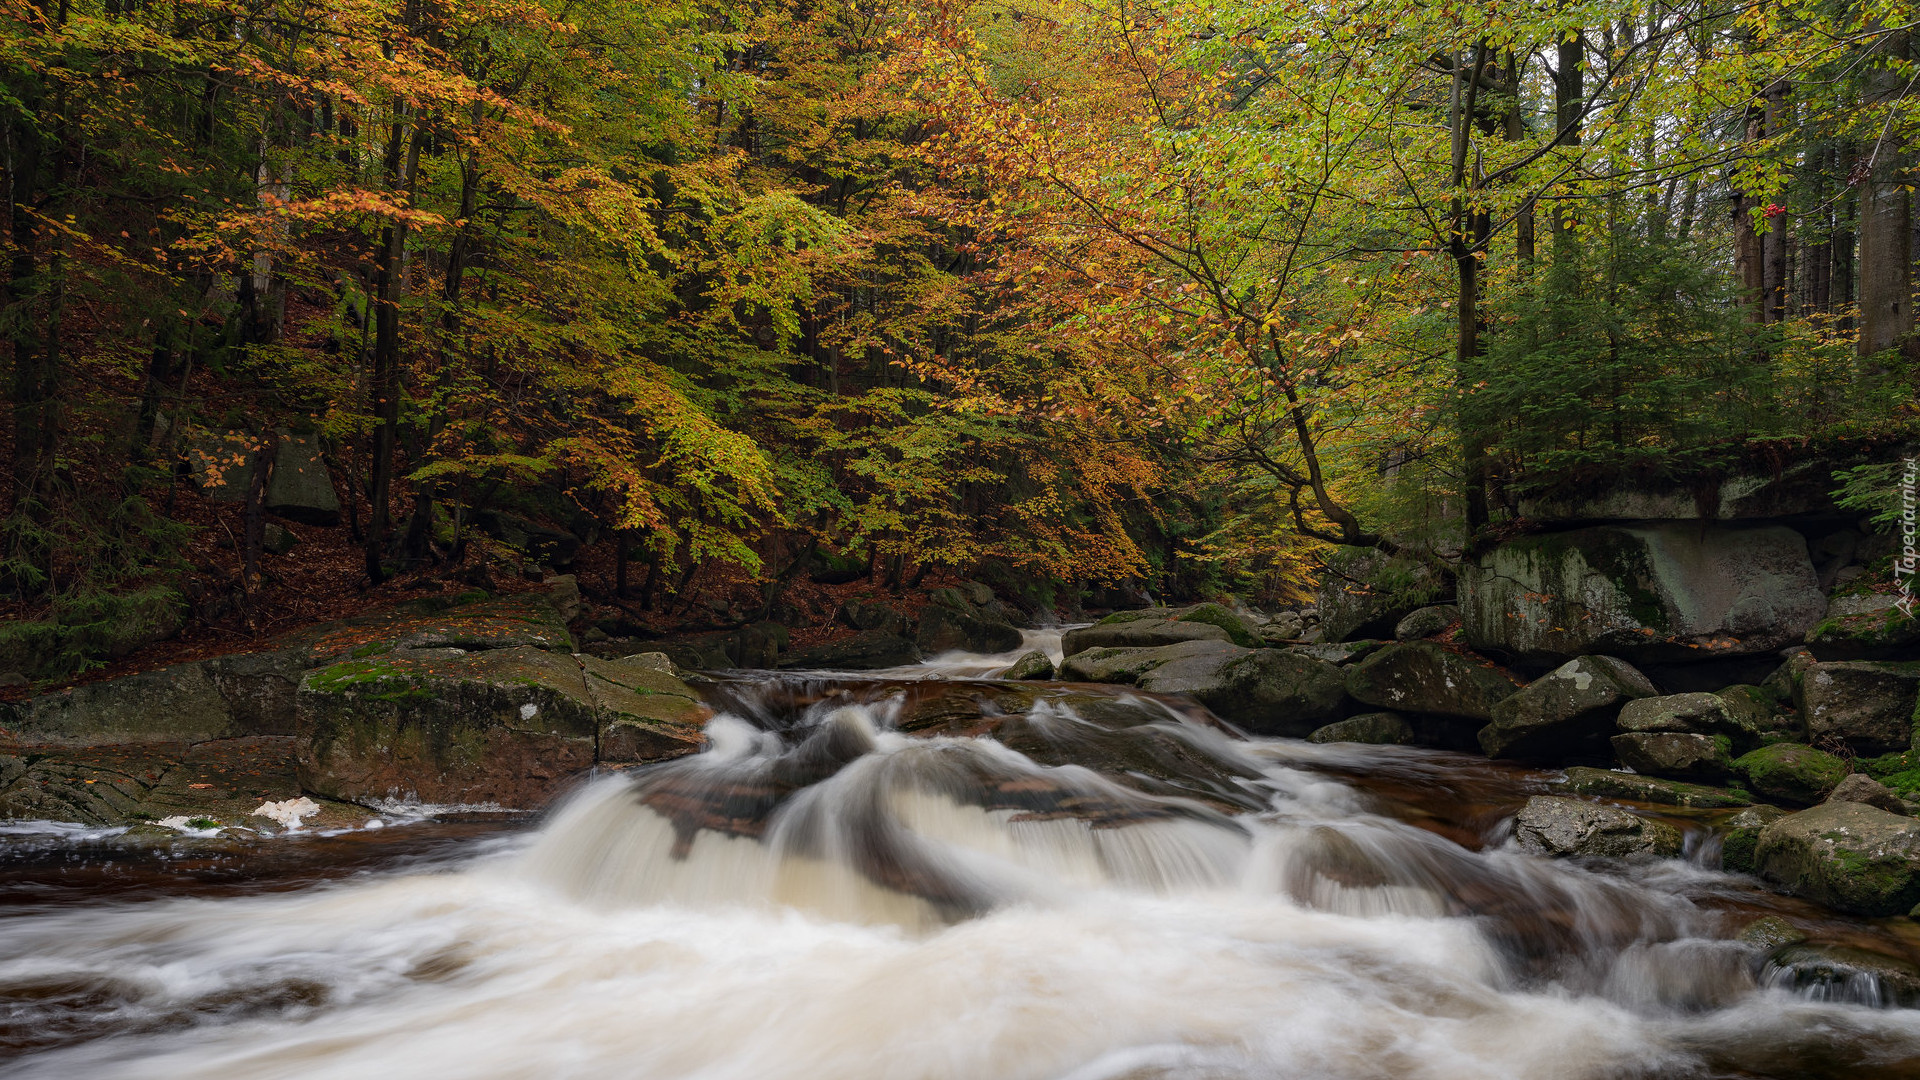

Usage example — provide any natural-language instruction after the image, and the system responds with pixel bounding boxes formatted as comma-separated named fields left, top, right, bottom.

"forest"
left=1, top=0, right=1916, bottom=679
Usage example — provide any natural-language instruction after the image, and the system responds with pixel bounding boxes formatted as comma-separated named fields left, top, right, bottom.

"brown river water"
left=2, top=631, right=1918, bottom=1079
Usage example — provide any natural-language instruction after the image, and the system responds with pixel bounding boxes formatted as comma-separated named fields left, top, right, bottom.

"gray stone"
left=1794, top=660, right=1920, bottom=754
left=1720, top=804, right=1791, bottom=873
left=1307, top=712, right=1414, bottom=745
left=578, top=653, right=709, bottom=764
left=1511, top=795, right=1683, bottom=858
left=1754, top=801, right=1920, bottom=916
left=1058, top=640, right=1348, bottom=736
left=1000, top=650, right=1054, bottom=680
left=1286, top=641, right=1383, bottom=666
left=1805, top=593, right=1920, bottom=661
left=1618, top=692, right=1739, bottom=735
left=1394, top=604, right=1460, bottom=640
left=958, top=581, right=996, bottom=607
left=780, top=629, right=922, bottom=670
left=1516, top=461, right=1841, bottom=525
left=1735, top=915, right=1805, bottom=949
left=261, top=523, right=299, bottom=556
left=1059, top=615, right=1229, bottom=655
left=185, top=430, right=261, bottom=502
left=1764, top=943, right=1920, bottom=1007
left=4, top=663, right=236, bottom=744
left=1610, top=732, right=1733, bottom=780
left=263, top=433, right=341, bottom=526
left=1316, top=549, right=1444, bottom=643
left=1168, top=603, right=1262, bottom=648
left=1732, top=743, right=1849, bottom=807
left=1827, top=772, right=1908, bottom=816
left=1560, top=766, right=1751, bottom=809
left=1477, top=655, right=1655, bottom=760
left=917, top=601, right=1023, bottom=655
left=1347, top=642, right=1520, bottom=721
left=1461, top=523, right=1827, bottom=662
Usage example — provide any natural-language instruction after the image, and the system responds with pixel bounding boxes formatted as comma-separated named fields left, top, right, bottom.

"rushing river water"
left=3, top=632, right=1920, bottom=1079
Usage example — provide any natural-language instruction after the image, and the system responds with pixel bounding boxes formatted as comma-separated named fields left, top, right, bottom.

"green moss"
left=453, top=589, right=491, bottom=606
left=185, top=817, right=221, bottom=830
left=1174, top=603, right=1261, bottom=647
left=1096, top=610, right=1162, bottom=625
left=307, top=658, right=436, bottom=704
left=349, top=641, right=394, bottom=659
left=1732, top=743, right=1848, bottom=805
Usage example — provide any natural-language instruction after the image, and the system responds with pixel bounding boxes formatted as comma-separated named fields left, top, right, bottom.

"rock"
left=261, top=522, right=299, bottom=556
left=473, top=510, right=580, bottom=570
left=1083, top=581, right=1156, bottom=611
left=1804, top=592, right=1920, bottom=661
left=1763, top=943, right=1920, bottom=1007
left=1516, top=462, right=1842, bottom=525
left=1732, top=743, right=1850, bottom=806
left=805, top=548, right=868, bottom=585
left=0, top=737, right=362, bottom=829
left=728, top=622, right=788, bottom=669
left=1611, top=732, right=1733, bottom=780
left=1477, top=655, right=1656, bottom=760
left=288, top=586, right=578, bottom=663
left=1307, top=712, right=1414, bottom=745
left=644, top=635, right=737, bottom=671
left=1000, top=650, right=1054, bottom=680
left=1059, top=613, right=1230, bottom=655
left=1171, top=603, right=1262, bottom=648
left=0, top=672, right=25, bottom=688
left=917, top=600, right=1023, bottom=655
left=1057, top=644, right=1191, bottom=684
left=1394, top=605, right=1459, bottom=640
left=1793, top=660, right=1920, bottom=754
left=837, top=599, right=907, bottom=635
left=1560, top=766, right=1751, bottom=809
left=3, top=662, right=237, bottom=744
left=295, top=646, right=600, bottom=808
left=958, top=581, right=996, bottom=607
left=1286, top=640, right=1382, bottom=666
left=1720, top=805, right=1790, bottom=873
left=184, top=429, right=261, bottom=502
left=1058, top=640, right=1348, bottom=736
left=1460, top=523, right=1827, bottom=662
left=1511, top=795, right=1682, bottom=858
left=262, top=433, right=342, bottom=526
left=1618, top=692, right=1741, bottom=736
left=1827, top=772, right=1908, bottom=815
left=1261, top=612, right=1305, bottom=643
left=1754, top=801, right=1920, bottom=916
left=1714, top=684, right=1801, bottom=743
left=780, top=629, right=922, bottom=670
left=1347, top=642, right=1519, bottom=722
left=1735, top=915, right=1805, bottom=949
left=578, top=653, right=709, bottom=763
left=1315, top=549, right=1445, bottom=644
left=201, top=649, right=310, bottom=736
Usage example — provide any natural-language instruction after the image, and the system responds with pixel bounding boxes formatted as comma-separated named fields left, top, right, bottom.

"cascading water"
left=2, top=642, right=1919, bottom=1079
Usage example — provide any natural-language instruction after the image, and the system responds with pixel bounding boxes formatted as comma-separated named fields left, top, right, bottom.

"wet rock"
left=1315, top=549, right=1444, bottom=643
left=1560, top=766, right=1750, bottom=809
left=1763, top=943, right=1920, bottom=1007
left=1511, top=795, right=1682, bottom=858
left=917, top=599, right=1022, bottom=655
left=1754, top=801, right=1920, bottom=916
left=1171, top=603, right=1262, bottom=648
left=1306, top=712, right=1413, bottom=745
left=295, top=646, right=600, bottom=808
left=579, top=653, right=709, bottom=764
left=1059, top=640, right=1347, bottom=736
left=2, top=662, right=237, bottom=744
left=780, top=629, right=922, bottom=671
left=836, top=599, right=907, bottom=635
left=1826, top=772, right=1908, bottom=816
left=1610, top=732, right=1733, bottom=780
left=1286, top=641, right=1382, bottom=666
left=729, top=622, right=789, bottom=669
left=1720, top=805, right=1790, bottom=873
left=1393, top=604, right=1459, bottom=640
left=1732, top=743, right=1848, bottom=807
left=1460, top=523, right=1826, bottom=663
left=1059, top=612, right=1229, bottom=655
left=1348, top=642, right=1519, bottom=722
left=1735, top=915, right=1806, bottom=950
left=1000, top=650, right=1054, bottom=680
left=1793, top=659, right=1920, bottom=754
left=262, top=432, right=341, bottom=526
left=1476, top=655, right=1653, bottom=760
left=1804, top=592, right=1920, bottom=661
left=0, top=737, right=361, bottom=829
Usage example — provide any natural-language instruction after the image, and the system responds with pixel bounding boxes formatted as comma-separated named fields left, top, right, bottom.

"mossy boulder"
left=1754, top=801, right=1920, bottom=916
left=1000, top=650, right=1054, bottom=680
left=1171, top=603, right=1261, bottom=648
left=1061, top=639, right=1348, bottom=736
left=1476, top=655, right=1654, bottom=761
left=1719, top=804, right=1790, bottom=873
left=1059, top=615, right=1229, bottom=655
left=1460, top=523, right=1826, bottom=663
left=1805, top=593, right=1920, bottom=661
left=1315, top=549, right=1444, bottom=644
left=1732, top=743, right=1849, bottom=806
left=1559, top=766, right=1751, bottom=809
left=1347, top=642, right=1519, bottom=721
left=1793, top=659, right=1920, bottom=754
left=0, top=662, right=238, bottom=745
left=1307, top=712, right=1414, bottom=745
left=1610, top=732, right=1734, bottom=780
left=1511, top=795, right=1682, bottom=858
left=578, top=653, right=709, bottom=764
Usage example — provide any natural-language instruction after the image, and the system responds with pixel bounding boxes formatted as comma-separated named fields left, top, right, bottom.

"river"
left=2, top=631, right=1917, bottom=1079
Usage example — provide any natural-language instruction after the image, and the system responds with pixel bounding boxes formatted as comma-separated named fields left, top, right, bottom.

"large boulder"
left=1460, top=523, right=1826, bottom=662
left=1560, top=766, right=1750, bottom=809
left=1609, top=732, right=1733, bottom=780
left=1805, top=593, right=1920, bottom=661
left=1515, top=461, right=1842, bottom=525
left=1000, top=650, right=1054, bottom=680
left=2, top=662, right=237, bottom=744
left=1394, top=604, right=1459, bottom=641
left=1719, top=804, right=1790, bottom=873
left=1315, top=549, right=1445, bottom=644
left=1826, top=773, right=1908, bottom=815
left=1347, top=642, right=1519, bottom=721
left=916, top=593, right=1023, bottom=655
left=1511, top=795, right=1682, bottom=858
left=1060, top=639, right=1348, bottom=736
left=1307, top=712, right=1414, bottom=745
left=1793, top=660, right=1920, bottom=754
left=836, top=599, right=909, bottom=635
left=1732, top=744, right=1849, bottom=807
left=1058, top=609, right=1240, bottom=655
left=1170, top=603, right=1262, bottom=648
left=780, top=629, right=922, bottom=671
left=295, top=646, right=602, bottom=807
left=262, top=432, right=341, bottom=526
left=1476, top=655, right=1654, bottom=761
left=1616, top=690, right=1770, bottom=752
left=1754, top=801, right=1920, bottom=916
left=578, top=653, right=709, bottom=763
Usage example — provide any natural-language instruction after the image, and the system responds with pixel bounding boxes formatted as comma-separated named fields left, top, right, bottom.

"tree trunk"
left=1858, top=32, right=1912, bottom=359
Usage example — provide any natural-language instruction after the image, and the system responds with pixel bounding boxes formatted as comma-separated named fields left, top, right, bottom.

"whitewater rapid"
left=2, top=639, right=1919, bottom=1079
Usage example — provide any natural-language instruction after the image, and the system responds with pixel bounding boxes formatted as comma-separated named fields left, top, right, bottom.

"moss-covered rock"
left=1315, top=549, right=1445, bottom=644
left=1306, top=712, right=1414, bottom=745
left=578, top=653, right=709, bottom=764
left=1610, top=732, right=1734, bottom=780
left=1059, top=616, right=1229, bottom=656
left=1804, top=593, right=1920, bottom=661
left=1172, top=603, right=1261, bottom=648
left=1476, top=655, right=1653, bottom=760
left=1060, top=640, right=1347, bottom=736
left=1000, top=650, right=1054, bottom=680
left=1347, top=642, right=1519, bottom=722
left=1718, top=804, right=1789, bottom=873
left=1393, top=604, right=1460, bottom=641
left=1, top=662, right=237, bottom=744
left=1793, top=659, right=1920, bottom=754
left=1511, top=795, right=1682, bottom=858
left=1754, top=801, right=1920, bottom=916
left=1559, top=766, right=1751, bottom=809
left=1732, top=743, right=1849, bottom=806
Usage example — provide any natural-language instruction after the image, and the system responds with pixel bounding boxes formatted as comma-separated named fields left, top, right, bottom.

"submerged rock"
left=1559, top=766, right=1750, bottom=809
left=1511, top=795, right=1682, bottom=858
left=1731, top=743, right=1848, bottom=806
left=1794, top=659, right=1920, bottom=754
left=1610, top=732, right=1733, bottom=780
left=1754, top=801, right=1920, bottom=916
left=1763, top=943, right=1920, bottom=1007
left=1477, top=655, right=1654, bottom=761
left=1347, top=642, right=1518, bottom=721
left=1306, top=712, right=1414, bottom=745
left=1734, top=914, right=1806, bottom=950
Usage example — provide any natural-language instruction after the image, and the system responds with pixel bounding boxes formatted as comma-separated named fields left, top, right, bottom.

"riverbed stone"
left=1720, top=804, right=1791, bottom=873
left=295, top=646, right=600, bottom=808
left=1059, top=612, right=1230, bottom=655
left=1, top=662, right=237, bottom=745
left=578, top=653, right=709, bottom=764
left=1764, top=943, right=1920, bottom=1007
left=1735, top=914, right=1806, bottom=949
left=1793, top=660, right=1920, bottom=754
left=1477, top=655, right=1655, bottom=760
left=1001, top=650, right=1054, bottom=680
left=1460, top=523, right=1827, bottom=663
left=1611, top=732, right=1734, bottom=780
left=1511, top=795, right=1682, bottom=858
left=1058, top=640, right=1347, bottom=735
left=1394, top=605, right=1459, bottom=640
left=1306, top=712, right=1414, bottom=745
left=1347, top=642, right=1519, bottom=721
left=1826, top=772, right=1908, bottom=815
left=1754, top=801, right=1920, bottom=916
left=1559, top=766, right=1750, bottom=809
left=917, top=592, right=1023, bottom=655
left=1732, top=743, right=1849, bottom=807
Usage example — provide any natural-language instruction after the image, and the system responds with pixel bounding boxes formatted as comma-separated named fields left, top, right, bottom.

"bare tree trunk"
left=1859, top=32, right=1912, bottom=359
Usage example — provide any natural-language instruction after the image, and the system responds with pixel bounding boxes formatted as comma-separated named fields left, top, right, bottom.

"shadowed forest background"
left=0, top=0, right=1915, bottom=683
